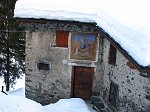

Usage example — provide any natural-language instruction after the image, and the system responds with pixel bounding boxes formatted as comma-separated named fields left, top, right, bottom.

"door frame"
left=70, top=66, right=94, bottom=99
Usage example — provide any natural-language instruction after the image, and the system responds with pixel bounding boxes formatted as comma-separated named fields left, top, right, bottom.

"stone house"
left=14, top=17, right=150, bottom=112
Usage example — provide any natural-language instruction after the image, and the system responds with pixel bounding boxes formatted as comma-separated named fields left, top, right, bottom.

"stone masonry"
left=24, top=19, right=150, bottom=111
left=25, top=20, right=103, bottom=105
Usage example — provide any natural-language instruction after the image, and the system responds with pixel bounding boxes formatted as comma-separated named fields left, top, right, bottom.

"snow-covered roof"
left=14, top=0, right=150, bottom=67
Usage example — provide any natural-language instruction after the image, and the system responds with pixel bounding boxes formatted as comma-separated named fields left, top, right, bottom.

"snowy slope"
left=0, top=91, right=43, bottom=112
left=0, top=75, right=25, bottom=91
left=43, top=98, right=92, bottom=112
left=14, top=0, right=150, bottom=67
left=0, top=88, right=93, bottom=112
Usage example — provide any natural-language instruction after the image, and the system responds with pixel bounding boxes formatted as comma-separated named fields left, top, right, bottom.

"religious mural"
left=70, top=33, right=97, bottom=61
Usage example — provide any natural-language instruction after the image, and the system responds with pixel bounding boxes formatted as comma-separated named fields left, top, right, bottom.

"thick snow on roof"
left=14, top=0, right=150, bottom=67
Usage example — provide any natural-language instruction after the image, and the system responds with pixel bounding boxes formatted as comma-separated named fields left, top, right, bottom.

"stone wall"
left=26, top=30, right=72, bottom=104
left=25, top=21, right=103, bottom=105
left=25, top=20, right=150, bottom=111
left=101, top=38, right=150, bottom=112
left=22, top=20, right=99, bottom=33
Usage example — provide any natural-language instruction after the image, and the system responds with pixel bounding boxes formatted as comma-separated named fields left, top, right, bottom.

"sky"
left=14, top=0, right=150, bottom=66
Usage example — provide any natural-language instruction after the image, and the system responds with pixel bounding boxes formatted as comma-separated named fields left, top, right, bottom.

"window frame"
left=109, top=81, right=119, bottom=109
left=56, top=30, right=69, bottom=48
left=37, top=62, right=50, bottom=71
left=108, top=44, right=117, bottom=65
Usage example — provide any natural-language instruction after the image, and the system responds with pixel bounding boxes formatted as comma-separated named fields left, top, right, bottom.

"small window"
left=56, top=31, right=69, bottom=47
left=109, top=44, right=116, bottom=65
left=38, top=62, right=49, bottom=70
left=109, top=81, right=119, bottom=108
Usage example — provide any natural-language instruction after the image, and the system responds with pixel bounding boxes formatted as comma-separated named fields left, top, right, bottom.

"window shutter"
left=109, top=44, right=117, bottom=65
left=56, top=31, right=69, bottom=47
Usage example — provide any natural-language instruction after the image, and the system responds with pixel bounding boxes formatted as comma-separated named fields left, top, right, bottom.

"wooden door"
left=109, top=82, right=119, bottom=108
left=72, top=66, right=94, bottom=99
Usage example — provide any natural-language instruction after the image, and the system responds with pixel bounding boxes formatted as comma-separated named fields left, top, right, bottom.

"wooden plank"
left=72, top=66, right=94, bottom=99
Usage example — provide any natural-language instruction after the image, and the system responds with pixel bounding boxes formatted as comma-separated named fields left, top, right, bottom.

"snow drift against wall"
left=14, top=0, right=150, bottom=67
left=0, top=88, right=92, bottom=112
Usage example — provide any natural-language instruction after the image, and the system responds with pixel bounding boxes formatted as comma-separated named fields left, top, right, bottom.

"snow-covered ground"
left=0, top=75, right=25, bottom=91
left=0, top=88, right=94, bottom=112
left=14, top=0, right=150, bottom=67
left=43, top=98, right=94, bottom=112
left=0, top=75, right=96, bottom=112
left=0, top=89, right=43, bottom=112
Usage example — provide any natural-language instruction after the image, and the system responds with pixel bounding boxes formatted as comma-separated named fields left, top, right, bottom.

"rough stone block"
left=95, top=102, right=105, bottom=110
left=91, top=96, right=101, bottom=104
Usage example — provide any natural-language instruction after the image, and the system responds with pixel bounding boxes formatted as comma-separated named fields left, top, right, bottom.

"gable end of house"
left=100, top=28, right=150, bottom=75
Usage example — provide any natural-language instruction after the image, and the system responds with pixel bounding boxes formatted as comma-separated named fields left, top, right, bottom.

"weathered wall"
left=101, top=38, right=150, bottom=112
left=0, top=0, right=148, bottom=110
left=25, top=30, right=72, bottom=104
left=25, top=21, right=103, bottom=105
left=25, top=20, right=150, bottom=111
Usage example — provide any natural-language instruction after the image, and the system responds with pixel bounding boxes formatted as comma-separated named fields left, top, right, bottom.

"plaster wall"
left=101, top=38, right=150, bottom=112
left=25, top=31, right=71, bottom=105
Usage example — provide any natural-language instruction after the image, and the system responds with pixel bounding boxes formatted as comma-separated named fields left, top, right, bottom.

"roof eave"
left=100, top=28, right=150, bottom=73
left=13, top=17, right=97, bottom=25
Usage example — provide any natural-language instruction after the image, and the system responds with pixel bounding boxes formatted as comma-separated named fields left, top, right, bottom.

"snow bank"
left=0, top=92, right=43, bottom=112
left=14, top=0, right=150, bottom=66
left=0, top=74, right=25, bottom=91
left=44, top=98, right=91, bottom=112
left=0, top=88, right=94, bottom=112
left=8, top=88, right=25, bottom=96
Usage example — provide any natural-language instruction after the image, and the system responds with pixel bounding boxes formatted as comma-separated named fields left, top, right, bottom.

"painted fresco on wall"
left=70, top=33, right=97, bottom=61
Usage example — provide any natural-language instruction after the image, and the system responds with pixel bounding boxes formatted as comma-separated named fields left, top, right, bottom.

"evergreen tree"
left=0, top=0, right=25, bottom=91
